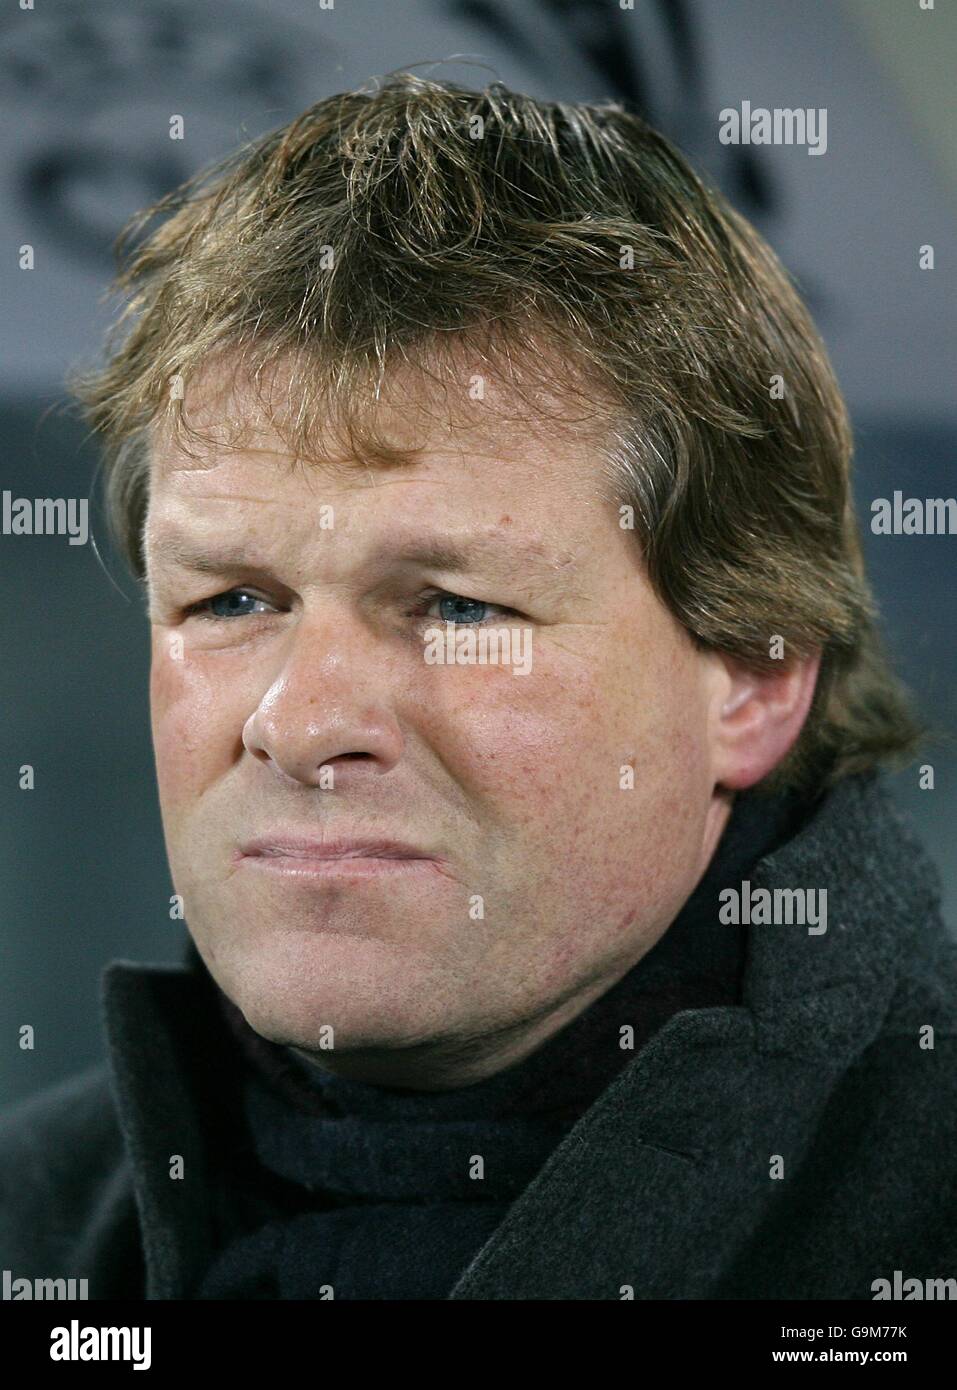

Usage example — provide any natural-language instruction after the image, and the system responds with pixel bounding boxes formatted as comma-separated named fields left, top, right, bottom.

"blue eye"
left=436, top=594, right=492, bottom=625
left=426, top=591, right=515, bottom=626
left=187, top=590, right=271, bottom=620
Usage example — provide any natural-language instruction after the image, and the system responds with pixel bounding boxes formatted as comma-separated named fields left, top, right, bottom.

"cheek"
left=149, top=634, right=236, bottom=809
left=419, top=664, right=594, bottom=815
left=430, top=638, right=710, bottom=809
left=429, top=640, right=714, bottom=908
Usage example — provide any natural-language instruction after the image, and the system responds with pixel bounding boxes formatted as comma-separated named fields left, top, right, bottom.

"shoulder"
left=0, top=1061, right=121, bottom=1165
left=858, top=923, right=957, bottom=1123
left=0, top=1063, right=134, bottom=1282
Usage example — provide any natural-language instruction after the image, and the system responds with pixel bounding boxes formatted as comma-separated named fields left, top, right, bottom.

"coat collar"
left=449, top=775, right=941, bottom=1297
left=99, top=774, right=942, bottom=1298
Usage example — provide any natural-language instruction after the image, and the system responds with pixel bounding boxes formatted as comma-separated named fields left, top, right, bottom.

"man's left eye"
left=424, top=592, right=514, bottom=626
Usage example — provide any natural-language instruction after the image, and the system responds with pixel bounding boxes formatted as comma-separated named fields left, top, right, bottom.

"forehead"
left=146, top=350, right=617, bottom=532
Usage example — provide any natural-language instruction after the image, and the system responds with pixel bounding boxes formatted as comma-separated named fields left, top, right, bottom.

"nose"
left=242, top=612, right=405, bottom=787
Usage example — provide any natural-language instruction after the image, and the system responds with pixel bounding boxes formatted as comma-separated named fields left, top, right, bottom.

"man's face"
left=145, top=361, right=731, bottom=1085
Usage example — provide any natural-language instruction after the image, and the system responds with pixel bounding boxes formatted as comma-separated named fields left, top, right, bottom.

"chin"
left=212, top=927, right=447, bottom=1054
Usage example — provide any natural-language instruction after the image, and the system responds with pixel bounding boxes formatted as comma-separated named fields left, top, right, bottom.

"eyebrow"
left=144, top=529, right=584, bottom=595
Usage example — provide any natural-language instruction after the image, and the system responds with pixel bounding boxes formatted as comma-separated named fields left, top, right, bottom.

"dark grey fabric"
left=2, top=773, right=956, bottom=1300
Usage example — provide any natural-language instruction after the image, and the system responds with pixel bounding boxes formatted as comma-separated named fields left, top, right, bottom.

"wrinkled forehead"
left=139, top=343, right=634, bottom=601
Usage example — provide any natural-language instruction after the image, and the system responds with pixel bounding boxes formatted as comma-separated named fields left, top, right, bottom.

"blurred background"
left=1, top=0, right=954, bottom=1107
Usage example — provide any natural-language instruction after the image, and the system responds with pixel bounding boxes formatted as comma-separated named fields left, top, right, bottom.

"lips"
left=237, top=835, right=435, bottom=862
left=234, top=833, right=442, bottom=882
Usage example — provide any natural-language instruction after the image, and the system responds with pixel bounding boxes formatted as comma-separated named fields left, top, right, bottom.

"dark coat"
left=2, top=774, right=956, bottom=1299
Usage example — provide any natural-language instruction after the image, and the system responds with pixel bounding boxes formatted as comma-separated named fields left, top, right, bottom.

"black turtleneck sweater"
left=192, top=786, right=813, bottom=1299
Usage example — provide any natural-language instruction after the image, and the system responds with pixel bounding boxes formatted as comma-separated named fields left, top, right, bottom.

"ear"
left=708, top=649, right=822, bottom=792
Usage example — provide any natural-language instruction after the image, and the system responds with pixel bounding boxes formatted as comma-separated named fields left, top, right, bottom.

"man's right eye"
left=184, top=589, right=274, bottom=620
